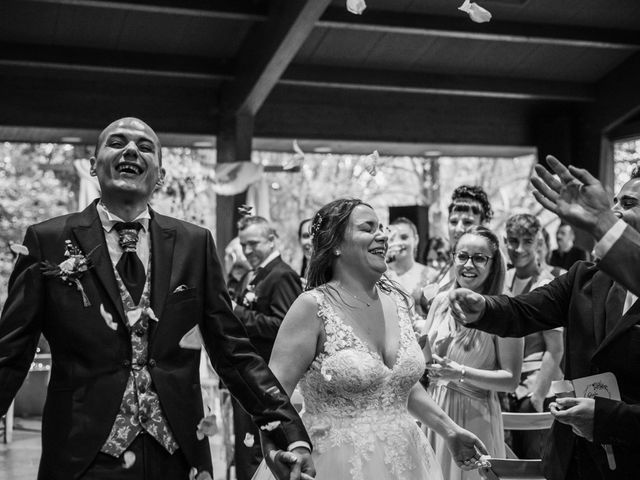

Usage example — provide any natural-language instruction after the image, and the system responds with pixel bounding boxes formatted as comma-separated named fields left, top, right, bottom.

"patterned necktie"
left=114, top=222, right=145, bottom=304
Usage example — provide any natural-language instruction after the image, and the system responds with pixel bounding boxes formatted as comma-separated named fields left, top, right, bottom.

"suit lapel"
left=71, top=202, right=125, bottom=324
left=594, top=297, right=640, bottom=357
left=149, top=210, right=176, bottom=324
left=252, top=256, right=280, bottom=285
left=591, top=271, right=610, bottom=346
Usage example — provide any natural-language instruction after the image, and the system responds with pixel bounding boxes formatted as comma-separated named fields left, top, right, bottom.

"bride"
left=256, top=198, right=487, bottom=480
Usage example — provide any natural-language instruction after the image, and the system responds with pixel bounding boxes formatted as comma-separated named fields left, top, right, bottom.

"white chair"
left=479, top=412, right=553, bottom=479
left=2, top=401, right=14, bottom=443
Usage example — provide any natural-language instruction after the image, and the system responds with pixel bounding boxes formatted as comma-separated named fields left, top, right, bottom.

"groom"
left=0, top=117, right=313, bottom=480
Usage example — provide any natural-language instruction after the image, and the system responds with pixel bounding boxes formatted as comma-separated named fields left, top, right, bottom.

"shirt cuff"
left=593, top=219, right=627, bottom=260
left=287, top=441, right=311, bottom=452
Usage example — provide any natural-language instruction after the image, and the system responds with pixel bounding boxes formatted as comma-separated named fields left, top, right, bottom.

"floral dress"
left=252, top=287, right=443, bottom=480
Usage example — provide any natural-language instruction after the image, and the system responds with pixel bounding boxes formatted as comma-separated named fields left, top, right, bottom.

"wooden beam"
left=23, top=1, right=640, bottom=50
left=222, top=0, right=332, bottom=116
left=318, top=7, right=640, bottom=50
left=282, top=65, right=594, bottom=102
left=0, top=42, right=232, bottom=81
left=21, top=0, right=267, bottom=20
left=216, top=113, right=253, bottom=255
left=0, top=42, right=594, bottom=102
left=593, top=51, right=640, bottom=133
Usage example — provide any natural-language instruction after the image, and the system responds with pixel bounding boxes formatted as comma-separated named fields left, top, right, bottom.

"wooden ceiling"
left=0, top=0, right=639, bottom=157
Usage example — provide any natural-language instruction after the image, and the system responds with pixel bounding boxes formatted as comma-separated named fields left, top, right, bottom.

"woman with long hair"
left=423, top=226, right=523, bottom=480
left=253, top=198, right=488, bottom=480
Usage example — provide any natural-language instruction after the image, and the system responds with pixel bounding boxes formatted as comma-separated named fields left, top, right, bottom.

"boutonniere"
left=243, top=285, right=257, bottom=307
left=41, top=240, right=100, bottom=307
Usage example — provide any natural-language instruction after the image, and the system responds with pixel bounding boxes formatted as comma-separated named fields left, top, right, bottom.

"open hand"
left=550, top=397, right=595, bottom=441
left=448, top=288, right=486, bottom=325
left=446, top=427, right=489, bottom=471
left=531, top=155, right=616, bottom=239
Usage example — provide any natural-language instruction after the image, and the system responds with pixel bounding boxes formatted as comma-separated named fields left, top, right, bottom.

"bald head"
left=95, top=117, right=162, bottom=164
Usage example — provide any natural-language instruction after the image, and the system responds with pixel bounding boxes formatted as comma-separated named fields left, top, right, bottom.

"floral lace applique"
left=300, top=288, right=435, bottom=480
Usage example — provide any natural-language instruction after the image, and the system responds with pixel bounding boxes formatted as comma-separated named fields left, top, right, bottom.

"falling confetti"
left=243, top=432, right=255, bottom=447
left=196, top=414, right=218, bottom=440
left=363, top=150, right=379, bottom=176
left=9, top=244, right=29, bottom=256
left=260, top=420, right=281, bottom=432
left=458, top=0, right=492, bottom=23
left=100, top=304, right=118, bottom=331
left=238, top=204, right=253, bottom=217
left=122, top=451, right=136, bottom=469
left=347, top=0, right=366, bottom=15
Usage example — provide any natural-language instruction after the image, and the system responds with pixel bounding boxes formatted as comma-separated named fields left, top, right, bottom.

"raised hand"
left=531, top=155, right=616, bottom=239
left=448, top=288, right=486, bottom=325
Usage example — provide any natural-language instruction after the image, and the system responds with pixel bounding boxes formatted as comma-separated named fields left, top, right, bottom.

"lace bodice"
left=298, top=287, right=435, bottom=479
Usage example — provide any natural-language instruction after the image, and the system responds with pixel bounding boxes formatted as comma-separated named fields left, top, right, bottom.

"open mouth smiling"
left=369, top=247, right=386, bottom=258
left=116, top=162, right=143, bottom=175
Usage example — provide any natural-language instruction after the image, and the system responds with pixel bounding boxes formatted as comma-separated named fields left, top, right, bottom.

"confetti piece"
left=10, top=244, right=29, bottom=256
left=364, top=150, right=379, bottom=176
left=100, top=304, right=118, bottom=331
left=145, top=307, right=159, bottom=322
left=260, top=420, right=281, bottom=432
left=347, top=0, right=366, bottom=15
left=238, top=204, right=253, bottom=217
left=458, top=0, right=492, bottom=23
left=243, top=433, right=255, bottom=447
left=196, top=414, right=218, bottom=440
left=122, top=451, right=136, bottom=469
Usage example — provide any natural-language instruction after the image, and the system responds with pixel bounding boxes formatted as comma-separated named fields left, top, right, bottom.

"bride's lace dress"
left=252, top=286, right=443, bottom=480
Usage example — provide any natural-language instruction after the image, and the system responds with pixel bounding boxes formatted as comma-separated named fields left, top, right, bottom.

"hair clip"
left=237, top=205, right=253, bottom=217
left=310, top=213, right=324, bottom=239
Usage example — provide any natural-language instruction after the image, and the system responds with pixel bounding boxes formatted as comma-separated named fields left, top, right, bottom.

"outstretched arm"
left=531, top=155, right=640, bottom=295
left=408, top=384, right=488, bottom=470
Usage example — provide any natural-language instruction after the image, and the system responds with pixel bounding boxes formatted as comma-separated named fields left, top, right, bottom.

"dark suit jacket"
left=473, top=231, right=640, bottom=480
left=234, top=256, right=302, bottom=362
left=0, top=202, right=310, bottom=479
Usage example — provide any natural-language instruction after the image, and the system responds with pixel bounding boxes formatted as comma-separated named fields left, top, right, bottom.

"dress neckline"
left=319, top=287, right=406, bottom=371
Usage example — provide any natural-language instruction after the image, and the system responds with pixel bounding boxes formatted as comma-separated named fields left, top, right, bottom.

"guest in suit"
left=550, top=223, right=589, bottom=270
left=233, top=215, right=303, bottom=480
left=448, top=155, right=640, bottom=480
left=298, top=218, right=312, bottom=283
left=0, top=117, right=313, bottom=480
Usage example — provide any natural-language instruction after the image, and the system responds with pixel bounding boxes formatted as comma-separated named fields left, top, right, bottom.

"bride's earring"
left=334, top=249, right=341, bottom=256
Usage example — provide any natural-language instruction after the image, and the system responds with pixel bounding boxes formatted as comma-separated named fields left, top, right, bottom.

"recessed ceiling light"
left=424, top=150, right=442, bottom=156
left=193, top=141, right=214, bottom=148
left=313, top=146, right=332, bottom=153
left=61, top=136, right=82, bottom=143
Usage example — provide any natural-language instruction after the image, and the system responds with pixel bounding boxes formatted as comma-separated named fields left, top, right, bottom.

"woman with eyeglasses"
left=422, top=226, right=523, bottom=480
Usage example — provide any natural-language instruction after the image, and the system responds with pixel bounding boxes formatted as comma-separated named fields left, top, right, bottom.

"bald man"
left=0, top=118, right=313, bottom=480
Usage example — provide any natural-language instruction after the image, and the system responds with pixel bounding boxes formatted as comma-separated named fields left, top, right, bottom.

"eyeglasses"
left=453, top=251, right=493, bottom=267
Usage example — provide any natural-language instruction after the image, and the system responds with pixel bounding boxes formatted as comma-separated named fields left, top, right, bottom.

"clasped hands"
left=263, top=441, right=315, bottom=480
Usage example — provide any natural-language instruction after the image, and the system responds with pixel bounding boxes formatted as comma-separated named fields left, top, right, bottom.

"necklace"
left=336, top=283, right=377, bottom=307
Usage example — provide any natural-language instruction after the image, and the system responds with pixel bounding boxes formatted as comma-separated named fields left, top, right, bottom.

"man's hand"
left=448, top=288, right=486, bottom=325
left=550, top=397, right=595, bottom=441
left=264, top=446, right=315, bottom=480
left=531, top=155, right=617, bottom=240
left=445, top=426, right=489, bottom=471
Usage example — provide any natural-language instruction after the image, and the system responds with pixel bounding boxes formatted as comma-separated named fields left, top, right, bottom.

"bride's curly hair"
left=306, top=198, right=369, bottom=289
